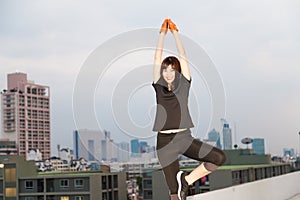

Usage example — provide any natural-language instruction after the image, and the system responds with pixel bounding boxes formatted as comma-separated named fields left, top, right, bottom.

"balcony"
left=188, top=171, right=300, bottom=200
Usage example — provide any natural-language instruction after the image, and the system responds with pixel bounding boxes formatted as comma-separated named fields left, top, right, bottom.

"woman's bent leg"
left=181, top=134, right=226, bottom=185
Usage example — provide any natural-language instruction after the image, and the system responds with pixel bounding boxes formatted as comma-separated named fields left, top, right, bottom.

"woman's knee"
left=204, top=150, right=226, bottom=171
left=207, top=148, right=226, bottom=167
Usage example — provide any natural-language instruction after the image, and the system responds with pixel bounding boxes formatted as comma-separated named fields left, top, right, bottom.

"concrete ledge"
left=188, top=171, right=300, bottom=200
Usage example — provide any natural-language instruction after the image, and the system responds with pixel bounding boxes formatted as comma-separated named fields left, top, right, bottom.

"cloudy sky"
left=0, top=0, right=299, bottom=156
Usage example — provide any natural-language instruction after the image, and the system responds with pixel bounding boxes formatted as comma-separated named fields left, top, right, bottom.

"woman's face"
left=162, top=65, right=175, bottom=84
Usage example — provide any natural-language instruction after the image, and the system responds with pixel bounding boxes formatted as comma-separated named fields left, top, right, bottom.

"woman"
left=153, top=18, right=226, bottom=200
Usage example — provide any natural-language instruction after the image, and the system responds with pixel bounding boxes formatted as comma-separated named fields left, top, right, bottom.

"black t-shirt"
left=152, top=72, right=194, bottom=131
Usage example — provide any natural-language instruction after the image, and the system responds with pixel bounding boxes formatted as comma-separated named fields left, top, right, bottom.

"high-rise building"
left=131, top=139, right=140, bottom=156
left=101, top=130, right=117, bottom=162
left=208, top=129, right=222, bottom=149
left=117, top=142, right=130, bottom=162
left=252, top=138, right=265, bottom=155
left=1, top=72, right=51, bottom=159
left=222, top=122, right=232, bottom=150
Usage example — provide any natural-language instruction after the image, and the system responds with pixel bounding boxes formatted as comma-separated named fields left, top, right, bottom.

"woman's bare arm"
left=169, top=20, right=191, bottom=81
left=154, top=19, right=168, bottom=83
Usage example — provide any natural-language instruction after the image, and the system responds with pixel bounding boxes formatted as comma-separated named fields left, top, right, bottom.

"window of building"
left=102, top=192, right=107, bottom=200
left=143, top=179, right=152, bottom=189
left=108, top=175, right=112, bottom=188
left=60, top=197, right=69, bottom=200
left=143, top=190, right=152, bottom=199
left=75, top=196, right=84, bottom=200
left=25, top=180, right=34, bottom=189
left=102, top=176, right=107, bottom=189
left=74, top=179, right=84, bottom=188
left=114, top=191, right=118, bottom=199
left=5, top=187, right=16, bottom=197
left=46, top=179, right=54, bottom=192
left=59, top=179, right=69, bottom=188
left=45, top=196, right=54, bottom=200
left=113, top=175, right=118, bottom=188
left=5, top=168, right=16, bottom=182
left=25, top=197, right=34, bottom=200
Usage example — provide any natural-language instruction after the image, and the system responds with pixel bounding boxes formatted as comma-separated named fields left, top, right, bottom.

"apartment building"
left=1, top=72, right=51, bottom=159
left=0, top=155, right=127, bottom=200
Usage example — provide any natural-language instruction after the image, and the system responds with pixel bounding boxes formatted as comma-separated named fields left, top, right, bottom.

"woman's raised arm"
left=169, top=19, right=191, bottom=81
left=153, top=19, right=168, bottom=83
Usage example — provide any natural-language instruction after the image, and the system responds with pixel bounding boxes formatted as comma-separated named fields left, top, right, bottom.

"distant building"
left=110, top=159, right=160, bottom=180
left=27, top=149, right=42, bottom=161
left=208, top=129, right=222, bottom=149
left=74, top=129, right=115, bottom=162
left=222, top=122, right=232, bottom=150
left=1, top=72, right=51, bottom=159
left=74, top=129, right=101, bottom=161
left=131, top=139, right=140, bottom=156
left=139, top=141, right=148, bottom=153
left=101, top=131, right=117, bottom=162
left=283, top=148, right=295, bottom=157
left=101, top=139, right=107, bottom=161
left=252, top=138, right=265, bottom=155
left=59, top=148, right=75, bottom=162
left=117, top=142, right=130, bottom=162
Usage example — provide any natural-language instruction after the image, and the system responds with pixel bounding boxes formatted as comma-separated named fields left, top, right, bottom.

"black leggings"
left=156, top=129, right=226, bottom=195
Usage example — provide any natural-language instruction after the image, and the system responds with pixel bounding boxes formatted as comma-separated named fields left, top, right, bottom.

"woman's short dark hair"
left=161, top=56, right=181, bottom=74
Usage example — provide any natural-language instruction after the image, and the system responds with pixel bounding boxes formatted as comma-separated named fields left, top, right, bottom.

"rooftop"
left=188, top=171, right=300, bottom=200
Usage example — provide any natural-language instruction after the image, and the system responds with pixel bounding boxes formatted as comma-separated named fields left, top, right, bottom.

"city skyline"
left=0, top=0, right=299, bottom=156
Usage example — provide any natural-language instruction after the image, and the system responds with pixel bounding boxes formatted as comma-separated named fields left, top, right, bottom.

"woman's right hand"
left=160, top=18, right=169, bottom=34
left=168, top=19, right=178, bottom=33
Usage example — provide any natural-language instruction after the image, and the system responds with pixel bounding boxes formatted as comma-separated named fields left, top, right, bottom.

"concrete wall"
left=188, top=171, right=300, bottom=200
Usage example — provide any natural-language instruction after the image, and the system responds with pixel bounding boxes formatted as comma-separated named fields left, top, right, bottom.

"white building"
left=117, top=142, right=130, bottom=162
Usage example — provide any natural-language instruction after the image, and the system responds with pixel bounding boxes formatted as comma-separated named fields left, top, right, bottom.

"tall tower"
left=221, top=119, right=232, bottom=150
left=130, top=139, right=140, bottom=156
left=1, top=72, right=51, bottom=159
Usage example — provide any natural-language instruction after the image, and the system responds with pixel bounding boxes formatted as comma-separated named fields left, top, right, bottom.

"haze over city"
left=0, top=0, right=299, bottom=156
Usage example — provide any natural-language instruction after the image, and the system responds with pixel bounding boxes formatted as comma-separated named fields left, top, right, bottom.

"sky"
left=0, top=0, right=299, bottom=156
